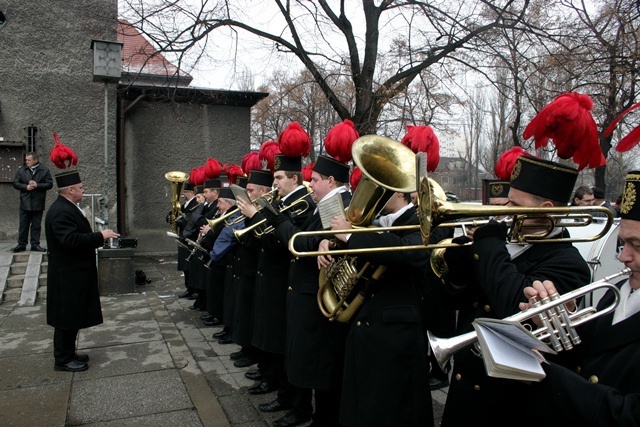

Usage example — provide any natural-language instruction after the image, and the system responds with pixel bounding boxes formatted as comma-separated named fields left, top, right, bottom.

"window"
left=26, top=125, right=38, bottom=153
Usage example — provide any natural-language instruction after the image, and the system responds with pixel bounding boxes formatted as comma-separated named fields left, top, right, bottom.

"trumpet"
left=206, top=188, right=278, bottom=229
left=233, top=191, right=314, bottom=241
left=428, top=268, right=629, bottom=371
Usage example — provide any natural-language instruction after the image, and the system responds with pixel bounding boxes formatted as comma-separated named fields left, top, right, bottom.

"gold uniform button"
left=589, top=375, right=598, bottom=384
left=474, top=385, right=481, bottom=391
left=472, top=302, right=479, bottom=308
left=484, top=305, right=491, bottom=312
left=473, top=254, right=479, bottom=261
left=356, top=321, right=361, bottom=326
left=288, top=286, right=292, bottom=291
left=366, top=322, right=370, bottom=327
left=261, top=249, right=264, bottom=253
left=455, top=374, right=462, bottom=381
left=576, top=366, right=581, bottom=374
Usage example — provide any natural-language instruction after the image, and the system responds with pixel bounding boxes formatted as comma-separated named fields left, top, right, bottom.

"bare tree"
left=121, top=0, right=530, bottom=135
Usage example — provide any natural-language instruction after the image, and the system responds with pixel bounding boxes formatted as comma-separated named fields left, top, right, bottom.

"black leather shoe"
left=200, top=314, right=213, bottom=321
left=178, top=291, right=192, bottom=299
left=234, top=357, right=257, bottom=368
left=31, top=245, right=47, bottom=252
left=203, top=317, right=222, bottom=326
left=74, top=353, right=90, bottom=363
left=218, top=337, right=233, bottom=345
left=54, top=360, right=88, bottom=372
left=212, top=330, right=228, bottom=339
left=273, top=411, right=311, bottom=427
left=12, top=245, right=26, bottom=253
left=187, top=293, right=199, bottom=300
left=259, top=399, right=291, bottom=413
left=244, top=370, right=262, bottom=381
left=230, top=350, right=245, bottom=361
left=189, top=304, right=199, bottom=310
left=429, top=376, right=449, bottom=390
left=249, top=381, right=276, bottom=395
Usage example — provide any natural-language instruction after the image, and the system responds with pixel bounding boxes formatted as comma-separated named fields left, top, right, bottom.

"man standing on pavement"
left=46, top=169, right=119, bottom=372
left=12, top=152, right=53, bottom=252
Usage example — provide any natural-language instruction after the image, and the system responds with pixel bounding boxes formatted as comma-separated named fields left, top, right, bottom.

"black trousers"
left=18, top=209, right=43, bottom=247
left=53, top=328, right=79, bottom=365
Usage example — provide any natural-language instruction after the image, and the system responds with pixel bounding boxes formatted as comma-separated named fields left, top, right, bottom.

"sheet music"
left=317, top=193, right=346, bottom=229
left=229, top=184, right=252, bottom=205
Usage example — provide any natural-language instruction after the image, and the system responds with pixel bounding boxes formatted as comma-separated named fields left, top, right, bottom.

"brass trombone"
left=233, top=191, right=314, bottom=241
left=288, top=178, right=615, bottom=257
left=428, top=268, right=629, bottom=371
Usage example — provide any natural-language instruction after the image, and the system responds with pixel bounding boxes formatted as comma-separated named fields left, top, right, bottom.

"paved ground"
left=0, top=246, right=447, bottom=426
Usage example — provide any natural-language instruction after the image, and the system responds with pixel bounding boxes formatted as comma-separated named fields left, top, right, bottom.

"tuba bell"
left=318, top=135, right=416, bottom=322
left=165, top=171, right=189, bottom=234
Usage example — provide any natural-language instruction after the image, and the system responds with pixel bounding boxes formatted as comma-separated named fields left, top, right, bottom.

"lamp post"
left=90, top=39, right=122, bottom=228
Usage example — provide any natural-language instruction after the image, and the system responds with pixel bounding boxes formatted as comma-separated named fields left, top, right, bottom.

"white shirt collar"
left=374, top=203, right=413, bottom=228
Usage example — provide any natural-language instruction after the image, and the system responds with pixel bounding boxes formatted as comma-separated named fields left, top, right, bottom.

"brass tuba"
left=317, top=135, right=416, bottom=322
left=165, top=171, right=189, bottom=234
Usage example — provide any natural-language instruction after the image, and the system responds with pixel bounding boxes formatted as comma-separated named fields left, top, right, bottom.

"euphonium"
left=165, top=171, right=189, bottom=234
left=317, top=135, right=416, bottom=322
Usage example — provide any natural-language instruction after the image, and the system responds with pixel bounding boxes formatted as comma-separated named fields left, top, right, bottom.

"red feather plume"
left=400, top=125, right=440, bottom=172
left=603, top=102, right=640, bottom=152
left=278, top=122, right=311, bottom=157
left=523, top=92, right=602, bottom=170
left=350, top=165, right=362, bottom=191
left=324, top=119, right=359, bottom=163
left=225, top=164, right=244, bottom=185
left=302, top=162, right=314, bottom=182
left=259, top=140, right=281, bottom=172
left=204, top=158, right=222, bottom=179
left=49, top=133, right=78, bottom=169
left=495, top=147, right=531, bottom=180
left=189, top=166, right=206, bottom=186
left=242, top=152, right=262, bottom=174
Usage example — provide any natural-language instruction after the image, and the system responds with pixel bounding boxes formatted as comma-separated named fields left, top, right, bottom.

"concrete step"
left=37, top=286, right=46, bottom=299
left=5, top=273, right=47, bottom=288
left=6, top=275, right=24, bottom=288
left=10, top=262, right=47, bottom=276
left=3, top=287, right=21, bottom=302
left=13, top=253, right=30, bottom=263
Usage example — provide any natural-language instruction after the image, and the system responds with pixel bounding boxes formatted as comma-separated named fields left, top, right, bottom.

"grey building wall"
left=0, top=1, right=119, bottom=240
left=124, top=101, right=251, bottom=252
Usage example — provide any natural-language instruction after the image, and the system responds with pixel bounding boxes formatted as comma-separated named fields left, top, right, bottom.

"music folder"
left=472, top=318, right=556, bottom=381
left=229, top=184, right=252, bottom=205
left=317, top=193, right=346, bottom=229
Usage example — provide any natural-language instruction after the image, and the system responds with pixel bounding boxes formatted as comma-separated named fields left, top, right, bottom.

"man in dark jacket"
left=12, top=152, right=53, bottom=252
left=520, top=170, right=640, bottom=426
left=46, top=169, right=118, bottom=372
left=322, top=191, right=433, bottom=427
left=438, top=156, right=591, bottom=426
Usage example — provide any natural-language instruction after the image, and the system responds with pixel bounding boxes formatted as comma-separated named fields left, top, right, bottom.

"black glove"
left=443, top=235, right=477, bottom=294
left=473, top=219, right=509, bottom=242
left=261, top=205, right=287, bottom=228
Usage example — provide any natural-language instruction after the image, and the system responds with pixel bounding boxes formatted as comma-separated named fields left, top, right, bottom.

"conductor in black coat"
left=438, top=156, right=591, bottom=426
left=261, top=155, right=351, bottom=427
left=320, top=192, right=432, bottom=427
left=12, top=151, right=53, bottom=252
left=520, top=170, right=640, bottom=426
left=46, top=170, right=118, bottom=372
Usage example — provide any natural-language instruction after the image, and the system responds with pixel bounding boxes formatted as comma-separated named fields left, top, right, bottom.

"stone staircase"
left=0, top=252, right=47, bottom=306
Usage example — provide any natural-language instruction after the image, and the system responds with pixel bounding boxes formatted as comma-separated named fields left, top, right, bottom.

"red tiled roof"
left=117, top=20, right=191, bottom=79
